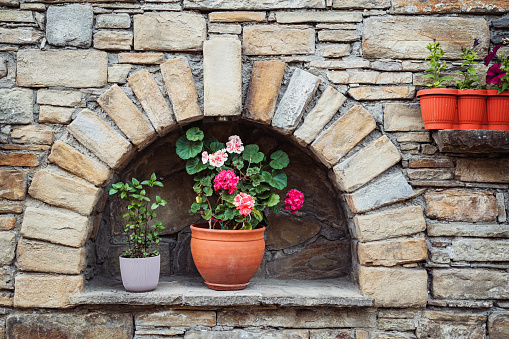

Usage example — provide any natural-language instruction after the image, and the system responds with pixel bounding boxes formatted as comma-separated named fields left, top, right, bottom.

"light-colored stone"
left=327, top=71, right=350, bottom=84
left=68, top=109, right=133, bottom=169
left=37, top=90, right=84, bottom=108
left=345, top=171, right=415, bottom=214
left=333, top=0, right=390, bottom=8
left=452, top=239, right=509, bottom=262
left=425, top=189, right=497, bottom=222
left=243, top=25, right=315, bottom=55
left=333, top=136, right=401, bottom=193
left=0, top=232, right=16, bottom=265
left=358, top=238, right=427, bottom=266
left=497, top=192, right=507, bottom=223
left=127, top=69, right=175, bottom=135
left=97, top=85, right=156, bottom=148
left=456, top=158, right=509, bottom=183
left=348, top=86, right=415, bottom=100
left=184, top=0, right=324, bottom=10
left=358, top=266, right=428, bottom=307
left=14, top=273, right=84, bottom=308
left=396, top=132, right=431, bottom=143
left=244, top=60, right=286, bottom=124
left=427, top=223, right=509, bottom=238
left=311, top=105, right=376, bottom=167
left=363, top=16, right=489, bottom=60
left=407, top=168, right=453, bottom=180
left=294, top=86, right=346, bottom=145
left=319, top=44, right=350, bottom=58
left=384, top=103, right=424, bottom=132
left=0, top=58, right=7, bottom=79
left=272, top=68, right=320, bottom=134
left=161, top=57, right=202, bottom=123
left=134, top=12, right=206, bottom=51
left=311, top=59, right=370, bottom=69
left=0, top=266, right=14, bottom=289
left=11, top=125, right=54, bottom=145
left=96, top=13, right=131, bottom=29
left=318, top=30, right=360, bottom=42
left=21, top=206, right=91, bottom=248
left=136, top=310, right=216, bottom=327
left=203, top=37, right=242, bottom=116
left=0, top=201, right=23, bottom=214
left=48, top=140, right=111, bottom=186
left=17, top=49, right=108, bottom=88
left=0, top=170, right=27, bottom=201
left=208, top=23, right=242, bottom=34
left=0, top=88, right=33, bottom=124
left=393, top=0, right=509, bottom=13
left=276, top=11, right=362, bottom=23
left=186, top=329, right=309, bottom=339
left=0, top=0, right=18, bottom=7
left=209, top=11, right=266, bottom=22
left=0, top=28, right=43, bottom=45
left=28, top=169, right=101, bottom=216
left=0, top=217, right=16, bottom=231
left=488, top=312, right=509, bottom=339
left=118, top=53, right=164, bottom=64
left=39, top=106, right=75, bottom=124
left=108, top=64, right=132, bottom=84
left=433, top=269, right=509, bottom=300
left=94, top=30, right=133, bottom=50
left=0, top=152, right=37, bottom=167
left=46, top=4, right=93, bottom=48
left=0, top=10, right=34, bottom=22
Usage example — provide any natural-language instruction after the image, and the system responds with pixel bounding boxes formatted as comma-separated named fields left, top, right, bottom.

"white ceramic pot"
left=119, top=254, right=160, bottom=292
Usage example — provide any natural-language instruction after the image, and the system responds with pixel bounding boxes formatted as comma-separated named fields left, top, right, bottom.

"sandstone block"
left=393, top=0, right=509, bottom=13
left=28, top=169, right=101, bottom=216
left=333, top=0, right=390, bottom=8
left=203, top=37, right=242, bottom=116
left=0, top=0, right=18, bottom=7
left=294, top=86, right=346, bottom=145
left=108, top=64, right=132, bottom=84
left=128, top=69, right=175, bottom=135
left=384, top=103, right=425, bottom=132
left=319, top=44, right=350, bottom=58
left=0, top=232, right=16, bottom=265
left=409, top=158, right=453, bottom=168
left=327, top=71, right=350, bottom=84
left=333, top=135, right=401, bottom=193
left=0, top=217, right=16, bottom=231
left=0, top=170, right=27, bottom=200
left=488, top=312, right=509, bottom=339
left=17, top=49, right=108, bottom=88
left=0, top=58, right=7, bottom=79
left=244, top=60, right=286, bottom=124
left=0, top=88, right=33, bottom=124
left=68, top=109, right=133, bottom=169
left=358, top=238, right=427, bottom=266
left=36, top=89, right=85, bottom=107
left=318, top=30, right=360, bottom=42
left=0, top=28, right=43, bottom=45
left=276, top=11, right=362, bottom=23
left=161, top=57, right=202, bottom=123
left=184, top=0, right=324, bottom=10
left=136, top=310, right=216, bottom=327
left=407, top=168, right=453, bottom=180
left=419, top=311, right=486, bottom=339
left=208, top=23, right=242, bottom=34
left=363, top=16, right=489, bottom=60
left=453, top=239, right=509, bottom=262
left=96, top=13, right=131, bottom=29
left=396, top=132, right=431, bottom=143
left=348, top=86, right=415, bottom=100
left=345, top=171, right=415, bottom=214
left=0, top=201, right=23, bottom=214
left=433, top=269, right=509, bottom=300
left=11, top=125, right=54, bottom=145
left=0, top=266, right=14, bottom=289
left=118, top=53, right=164, bottom=64
left=425, top=189, right=497, bottom=222
left=311, top=105, right=376, bottom=167
left=427, top=223, right=509, bottom=238
left=94, top=30, right=133, bottom=50
left=38, top=106, right=74, bottom=124
left=354, top=206, right=426, bottom=242
left=21, top=206, right=91, bottom=248
left=14, top=273, right=84, bottom=308
left=456, top=158, right=509, bottom=183
left=134, top=12, right=206, bottom=51
left=358, top=266, right=427, bottom=307
left=243, top=25, right=315, bottom=55
left=312, top=59, right=370, bottom=69
left=46, top=4, right=93, bottom=47
left=209, top=11, right=266, bottom=22
left=0, top=291, right=13, bottom=307
left=17, top=238, right=86, bottom=274
left=272, top=68, right=320, bottom=134
left=186, top=329, right=309, bottom=339
left=0, top=10, right=34, bottom=22
left=48, top=140, right=111, bottom=186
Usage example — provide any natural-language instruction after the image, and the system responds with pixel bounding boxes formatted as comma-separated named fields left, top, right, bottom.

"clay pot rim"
left=416, top=88, right=458, bottom=97
left=486, top=90, right=509, bottom=96
left=457, top=89, right=487, bottom=95
left=191, top=222, right=265, bottom=242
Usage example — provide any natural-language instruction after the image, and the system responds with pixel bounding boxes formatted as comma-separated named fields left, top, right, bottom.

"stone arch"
left=16, top=36, right=428, bottom=309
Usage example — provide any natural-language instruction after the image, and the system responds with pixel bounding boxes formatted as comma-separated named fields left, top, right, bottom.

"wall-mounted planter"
left=417, top=88, right=458, bottom=130
left=457, top=89, right=487, bottom=130
left=487, top=90, right=509, bottom=131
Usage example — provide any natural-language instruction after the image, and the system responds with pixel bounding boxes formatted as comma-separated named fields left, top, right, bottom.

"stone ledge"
left=433, top=130, right=509, bottom=154
left=70, top=277, right=373, bottom=308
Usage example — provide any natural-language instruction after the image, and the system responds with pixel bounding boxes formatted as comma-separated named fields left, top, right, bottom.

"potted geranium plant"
left=109, top=173, right=167, bottom=292
left=176, top=127, right=304, bottom=290
left=417, top=39, right=457, bottom=130
left=484, top=40, right=509, bottom=130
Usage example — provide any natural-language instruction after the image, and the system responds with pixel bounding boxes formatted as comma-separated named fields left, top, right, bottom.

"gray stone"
left=36, top=89, right=84, bottom=108
left=272, top=68, right=320, bottom=134
left=243, top=25, right=315, bottom=55
left=265, top=213, right=320, bottom=250
left=497, top=192, right=507, bottom=223
left=276, top=11, right=362, bottom=23
left=96, top=13, right=131, bottom=29
left=46, top=4, right=93, bottom=48
left=456, top=158, right=509, bottom=183
left=108, top=64, right=132, bottom=84
left=0, top=232, right=15, bottom=265
left=208, top=23, right=242, bottom=34
left=0, top=88, right=33, bottom=125
left=0, top=266, right=14, bottom=289
left=0, top=58, right=7, bottom=79
left=136, top=310, right=216, bottom=327
left=453, top=239, right=509, bottom=262
left=488, top=312, right=509, bottom=339
left=433, top=269, right=509, bottom=300
left=186, top=329, right=309, bottom=339
left=333, top=0, right=390, bottom=8
left=311, top=59, right=370, bottom=69
left=371, top=60, right=403, bottom=71
left=427, top=223, right=509, bottom=238
left=184, top=0, right=324, bottom=10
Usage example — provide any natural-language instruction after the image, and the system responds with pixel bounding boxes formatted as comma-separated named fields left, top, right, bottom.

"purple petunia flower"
left=487, top=63, right=507, bottom=86
left=484, top=45, right=502, bottom=66
left=473, top=39, right=479, bottom=48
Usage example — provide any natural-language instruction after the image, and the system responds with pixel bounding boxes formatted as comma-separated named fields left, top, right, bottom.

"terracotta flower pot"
left=190, top=222, right=265, bottom=291
left=416, top=88, right=458, bottom=130
left=487, top=90, right=509, bottom=131
left=119, top=254, right=160, bottom=292
left=457, top=89, right=487, bottom=130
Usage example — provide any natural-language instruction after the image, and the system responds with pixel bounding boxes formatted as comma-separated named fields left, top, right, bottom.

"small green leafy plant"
left=109, top=173, right=167, bottom=258
left=456, top=39, right=480, bottom=90
left=422, top=40, right=454, bottom=88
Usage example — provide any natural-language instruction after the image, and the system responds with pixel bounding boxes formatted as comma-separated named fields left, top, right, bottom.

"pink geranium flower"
left=233, top=192, right=255, bottom=215
left=487, top=63, right=507, bottom=86
left=214, top=170, right=239, bottom=194
left=226, top=135, right=244, bottom=154
left=284, top=189, right=304, bottom=214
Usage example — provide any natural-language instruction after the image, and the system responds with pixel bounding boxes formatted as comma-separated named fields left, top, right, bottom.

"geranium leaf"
left=186, top=127, right=204, bottom=141
left=210, top=141, right=226, bottom=152
left=267, top=193, right=280, bottom=207
left=186, top=157, right=207, bottom=175
left=271, top=170, right=287, bottom=190
left=269, top=150, right=290, bottom=169
left=176, top=135, right=203, bottom=160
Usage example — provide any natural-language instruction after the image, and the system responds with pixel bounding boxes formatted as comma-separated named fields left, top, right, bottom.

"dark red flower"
left=487, top=63, right=506, bottom=86
left=484, top=45, right=502, bottom=66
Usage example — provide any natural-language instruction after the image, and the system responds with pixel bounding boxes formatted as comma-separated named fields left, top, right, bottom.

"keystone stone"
left=184, top=0, right=324, bottom=10
left=0, top=28, right=43, bottom=45
left=348, top=86, right=415, bottom=100
left=96, top=13, right=131, bottom=29
left=276, top=11, right=362, bottom=23
left=384, top=103, right=425, bottom=132
left=93, top=30, right=133, bottom=50
left=0, top=232, right=16, bottom=265
left=456, top=158, right=509, bottom=183
left=68, top=109, right=133, bottom=169
left=452, top=239, right=509, bottom=262
left=0, top=170, right=27, bottom=200
left=11, top=125, right=54, bottom=145
left=243, top=25, right=315, bottom=55
left=209, top=11, right=266, bottom=22
left=21, top=206, right=91, bottom=248
left=0, top=88, right=33, bottom=124
left=425, top=189, right=497, bottom=222
left=393, top=0, right=509, bottom=13
left=136, top=310, right=216, bottom=327
left=46, top=4, right=93, bottom=48
left=272, top=68, right=320, bottom=134
left=433, top=269, right=509, bottom=300
left=358, top=238, right=427, bottom=266
left=38, top=106, right=74, bottom=124
left=488, top=312, right=509, bottom=339
left=36, top=89, right=84, bottom=107
left=28, top=169, right=101, bottom=216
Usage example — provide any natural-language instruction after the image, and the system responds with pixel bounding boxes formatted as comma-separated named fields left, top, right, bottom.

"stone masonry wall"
left=1, top=0, right=509, bottom=338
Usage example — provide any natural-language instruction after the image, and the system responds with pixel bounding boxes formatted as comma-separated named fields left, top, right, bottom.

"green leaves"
left=186, top=127, right=204, bottom=141
left=262, top=170, right=287, bottom=190
left=210, top=141, right=226, bottom=153
left=243, top=144, right=264, bottom=163
left=186, top=157, right=207, bottom=175
left=269, top=150, right=289, bottom=169
left=176, top=135, right=203, bottom=160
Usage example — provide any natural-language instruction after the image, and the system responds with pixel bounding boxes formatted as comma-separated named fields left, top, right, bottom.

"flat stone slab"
left=184, top=0, right=324, bottom=10
left=433, top=129, right=509, bottom=153
left=70, top=277, right=373, bottom=308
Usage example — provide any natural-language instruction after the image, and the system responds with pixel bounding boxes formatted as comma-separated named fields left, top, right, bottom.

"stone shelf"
left=433, top=129, right=509, bottom=154
left=70, top=277, right=373, bottom=308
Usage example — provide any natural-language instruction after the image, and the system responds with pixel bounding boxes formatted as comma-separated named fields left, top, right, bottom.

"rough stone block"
left=358, top=238, right=427, bottom=266
left=488, top=312, right=509, bottom=339
left=407, top=168, right=454, bottom=181
left=118, top=53, right=164, bottom=64
left=186, top=329, right=309, bottom=339
left=208, top=23, right=242, bottom=34
left=38, top=106, right=74, bottom=124
left=313, top=59, right=370, bottom=69
left=358, top=266, right=428, bottom=307
left=97, top=85, right=156, bottom=148
left=0, top=170, right=27, bottom=200
left=427, top=223, right=509, bottom=238
left=36, top=89, right=84, bottom=107
left=46, top=4, right=93, bottom=48
left=11, top=125, right=54, bottom=145
left=393, top=0, right=509, bottom=13
left=108, top=64, right=132, bottom=84
left=243, top=25, right=315, bottom=55
left=17, top=49, right=108, bottom=88
left=184, top=0, right=324, bottom=10
left=418, top=311, right=486, bottom=339
left=276, top=11, right=362, bottom=23
left=319, top=44, right=350, bottom=58
left=136, top=310, right=216, bottom=327
left=134, top=12, right=206, bottom=51
left=318, top=30, right=360, bottom=42
left=0, top=291, right=13, bottom=306
left=384, top=103, right=425, bottom=132
left=244, top=60, right=286, bottom=124
left=0, top=88, right=33, bottom=124
left=311, top=105, right=376, bottom=167
left=409, top=158, right=453, bottom=168
left=21, top=206, right=91, bottom=248
left=272, top=68, right=320, bottom=134
left=333, top=135, right=401, bottom=193
left=94, top=30, right=133, bottom=50
left=425, top=189, right=497, bottom=222
left=209, top=11, right=266, bottom=22
left=0, top=217, right=16, bottom=231
left=0, top=266, right=14, bottom=289
left=452, top=239, right=509, bottom=262
left=456, top=158, right=509, bottom=183
left=0, top=201, right=23, bottom=214
left=0, top=28, right=43, bottom=45
left=203, top=37, right=242, bottom=117
left=433, top=269, right=509, bottom=300
left=28, top=169, right=101, bottom=216
left=333, top=0, right=390, bottom=8
left=363, top=16, right=489, bottom=60
left=294, top=86, right=346, bottom=145
left=0, top=0, right=18, bottom=7
left=0, top=10, right=34, bottom=22
left=348, top=86, right=415, bottom=100
left=327, top=71, right=350, bottom=84
left=0, top=232, right=16, bottom=265
left=14, top=274, right=83, bottom=308
left=96, top=13, right=131, bottom=29
left=128, top=69, right=175, bottom=135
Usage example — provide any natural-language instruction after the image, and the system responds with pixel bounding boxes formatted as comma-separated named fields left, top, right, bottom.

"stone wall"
left=1, top=0, right=509, bottom=338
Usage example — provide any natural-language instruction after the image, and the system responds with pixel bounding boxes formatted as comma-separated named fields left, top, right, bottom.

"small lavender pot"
left=119, top=255, right=160, bottom=292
